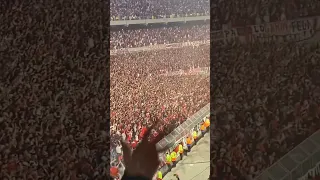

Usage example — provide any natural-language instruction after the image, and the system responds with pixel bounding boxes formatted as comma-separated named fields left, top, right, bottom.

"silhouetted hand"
left=121, top=126, right=166, bottom=179
left=174, top=174, right=180, bottom=180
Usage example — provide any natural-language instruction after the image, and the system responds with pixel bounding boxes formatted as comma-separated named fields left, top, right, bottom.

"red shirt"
left=153, top=131, right=159, bottom=137
left=161, top=106, right=165, bottom=112
left=110, top=167, right=119, bottom=177
left=131, top=141, right=137, bottom=149
left=127, top=134, right=132, bottom=142
left=140, top=127, right=147, bottom=138
left=118, top=155, right=123, bottom=161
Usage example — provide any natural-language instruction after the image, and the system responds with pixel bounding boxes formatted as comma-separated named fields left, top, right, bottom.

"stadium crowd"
left=211, top=42, right=320, bottom=180
left=110, top=0, right=320, bottom=29
left=110, top=24, right=209, bottom=49
left=110, top=45, right=210, bottom=162
left=215, top=0, right=320, bottom=28
left=110, top=0, right=320, bottom=49
left=110, top=0, right=209, bottom=20
left=0, top=1, right=109, bottom=180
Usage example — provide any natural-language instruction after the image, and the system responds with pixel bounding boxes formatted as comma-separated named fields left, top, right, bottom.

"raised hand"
left=121, top=126, right=166, bottom=179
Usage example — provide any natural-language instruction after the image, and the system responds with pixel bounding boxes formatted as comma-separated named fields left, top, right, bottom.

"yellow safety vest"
left=158, top=171, right=163, bottom=179
left=205, top=119, right=210, bottom=127
left=171, top=151, right=177, bottom=161
left=192, top=131, right=197, bottom=139
left=178, top=144, right=183, bottom=153
left=166, top=154, right=171, bottom=163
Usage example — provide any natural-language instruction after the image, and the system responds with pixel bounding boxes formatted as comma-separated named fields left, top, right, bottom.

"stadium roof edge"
left=255, top=129, right=320, bottom=180
left=110, top=16, right=210, bottom=26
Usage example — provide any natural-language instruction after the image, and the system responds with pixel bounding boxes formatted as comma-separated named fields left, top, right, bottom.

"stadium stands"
left=110, top=0, right=210, bottom=20
left=111, top=24, right=209, bottom=49
left=110, top=0, right=320, bottom=179
left=211, top=42, right=320, bottom=179
left=256, top=129, right=320, bottom=180
left=110, top=45, right=210, bottom=157
left=111, top=0, right=320, bottom=30
left=212, top=0, right=320, bottom=28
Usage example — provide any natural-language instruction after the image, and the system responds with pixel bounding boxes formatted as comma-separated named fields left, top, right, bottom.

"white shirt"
left=133, top=125, right=137, bottom=133
left=122, top=133, right=126, bottom=141
left=116, top=145, right=122, bottom=154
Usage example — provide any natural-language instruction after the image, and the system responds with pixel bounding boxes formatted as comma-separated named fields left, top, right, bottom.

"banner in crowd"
left=165, top=40, right=209, bottom=49
left=111, top=16, right=320, bottom=54
left=159, top=66, right=210, bottom=77
left=211, top=28, right=239, bottom=44
left=250, top=17, right=318, bottom=43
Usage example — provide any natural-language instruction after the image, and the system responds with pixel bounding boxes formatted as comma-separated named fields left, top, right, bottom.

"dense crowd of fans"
left=110, top=45, right=210, bottom=163
left=0, top=1, right=109, bottom=179
left=213, top=0, right=320, bottom=28
left=110, top=0, right=209, bottom=20
left=1, top=0, right=319, bottom=179
left=211, top=42, right=320, bottom=180
left=110, top=1, right=320, bottom=49
left=110, top=0, right=320, bottom=33
left=111, top=24, right=209, bottom=49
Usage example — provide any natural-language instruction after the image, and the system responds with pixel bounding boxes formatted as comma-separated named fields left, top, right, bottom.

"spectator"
left=121, top=127, right=166, bottom=180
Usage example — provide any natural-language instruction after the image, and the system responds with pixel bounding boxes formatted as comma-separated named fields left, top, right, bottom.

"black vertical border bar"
left=209, top=0, right=216, bottom=178
left=104, top=0, right=111, bottom=177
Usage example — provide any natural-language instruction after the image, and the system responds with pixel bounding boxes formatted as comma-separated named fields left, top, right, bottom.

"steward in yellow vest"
left=166, top=152, right=172, bottom=164
left=171, top=151, right=177, bottom=167
left=178, top=143, right=184, bottom=160
left=193, top=130, right=198, bottom=145
left=165, top=152, right=172, bottom=171
left=157, top=170, right=163, bottom=180
left=205, top=118, right=210, bottom=128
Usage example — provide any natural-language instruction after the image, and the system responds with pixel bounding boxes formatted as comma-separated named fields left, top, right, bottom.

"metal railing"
left=255, top=129, right=320, bottom=180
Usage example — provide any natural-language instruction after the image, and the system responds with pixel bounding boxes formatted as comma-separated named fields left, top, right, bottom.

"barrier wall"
left=157, top=103, right=210, bottom=178
left=110, top=16, right=210, bottom=26
left=156, top=103, right=210, bottom=150
left=255, top=129, right=320, bottom=180
left=110, top=40, right=209, bottom=55
left=115, top=104, right=210, bottom=179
